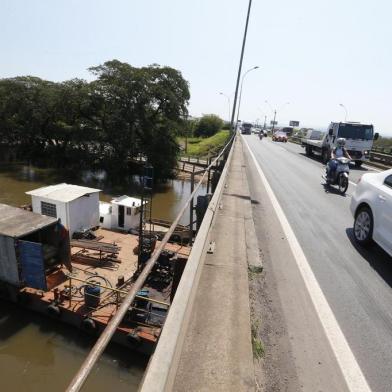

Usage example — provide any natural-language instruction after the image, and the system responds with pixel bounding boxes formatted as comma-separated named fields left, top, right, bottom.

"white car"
left=350, top=169, right=392, bottom=256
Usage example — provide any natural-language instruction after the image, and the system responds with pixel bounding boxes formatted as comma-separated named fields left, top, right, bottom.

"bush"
left=374, top=135, right=392, bottom=148
left=194, top=114, right=223, bottom=137
left=222, top=121, right=231, bottom=130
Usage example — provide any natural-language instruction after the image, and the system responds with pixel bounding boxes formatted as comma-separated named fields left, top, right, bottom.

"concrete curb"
left=139, top=136, right=236, bottom=392
left=240, top=138, right=263, bottom=273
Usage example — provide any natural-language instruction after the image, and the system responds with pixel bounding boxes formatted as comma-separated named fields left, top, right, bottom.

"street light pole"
left=339, top=103, right=348, bottom=122
left=236, top=65, right=259, bottom=127
left=271, top=110, right=277, bottom=133
left=267, top=101, right=289, bottom=133
left=219, top=92, right=231, bottom=122
left=229, top=0, right=254, bottom=134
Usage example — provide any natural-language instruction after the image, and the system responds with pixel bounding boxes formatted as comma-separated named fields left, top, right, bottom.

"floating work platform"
left=0, top=207, right=190, bottom=354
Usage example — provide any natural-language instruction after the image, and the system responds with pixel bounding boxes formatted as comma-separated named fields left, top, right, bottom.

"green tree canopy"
left=194, top=114, right=223, bottom=137
left=0, top=60, right=190, bottom=179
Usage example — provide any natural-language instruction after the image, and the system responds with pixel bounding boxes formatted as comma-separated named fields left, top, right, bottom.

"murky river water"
left=0, top=163, right=206, bottom=391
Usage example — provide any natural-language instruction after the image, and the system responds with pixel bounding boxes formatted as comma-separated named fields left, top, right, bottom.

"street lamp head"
left=253, top=66, right=260, bottom=69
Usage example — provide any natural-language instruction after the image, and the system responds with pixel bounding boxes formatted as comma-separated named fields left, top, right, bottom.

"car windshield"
left=337, top=124, right=373, bottom=140
left=243, top=123, right=252, bottom=129
left=275, top=132, right=286, bottom=136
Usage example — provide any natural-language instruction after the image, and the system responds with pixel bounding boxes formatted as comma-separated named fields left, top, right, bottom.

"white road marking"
left=242, top=136, right=371, bottom=392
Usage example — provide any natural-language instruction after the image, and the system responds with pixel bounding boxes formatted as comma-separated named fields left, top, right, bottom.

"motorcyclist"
left=326, top=138, right=352, bottom=179
left=258, top=129, right=263, bottom=139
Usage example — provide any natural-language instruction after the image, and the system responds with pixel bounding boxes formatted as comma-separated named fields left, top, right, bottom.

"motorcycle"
left=323, top=157, right=350, bottom=195
left=258, top=132, right=263, bottom=140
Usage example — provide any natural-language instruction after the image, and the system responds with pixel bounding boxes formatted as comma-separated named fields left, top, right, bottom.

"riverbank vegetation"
left=0, top=60, right=190, bottom=180
left=180, top=130, right=230, bottom=158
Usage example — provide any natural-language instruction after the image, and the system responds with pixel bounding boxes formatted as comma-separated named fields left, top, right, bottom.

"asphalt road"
left=242, top=135, right=392, bottom=392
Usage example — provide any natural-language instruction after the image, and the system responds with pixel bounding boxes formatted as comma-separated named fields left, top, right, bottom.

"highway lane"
left=243, top=135, right=392, bottom=392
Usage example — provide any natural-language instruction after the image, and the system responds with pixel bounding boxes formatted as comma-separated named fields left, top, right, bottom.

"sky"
left=1, top=0, right=391, bottom=135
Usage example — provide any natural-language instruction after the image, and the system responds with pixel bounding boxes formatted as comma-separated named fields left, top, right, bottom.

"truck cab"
left=326, top=122, right=378, bottom=167
left=241, top=122, right=252, bottom=135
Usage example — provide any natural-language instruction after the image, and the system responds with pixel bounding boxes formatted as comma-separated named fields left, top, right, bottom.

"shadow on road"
left=299, top=152, right=325, bottom=164
left=298, top=152, right=374, bottom=173
left=321, top=182, right=348, bottom=197
left=346, top=228, right=392, bottom=288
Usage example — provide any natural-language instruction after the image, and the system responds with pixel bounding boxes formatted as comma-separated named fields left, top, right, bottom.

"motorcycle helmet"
left=337, top=138, right=346, bottom=146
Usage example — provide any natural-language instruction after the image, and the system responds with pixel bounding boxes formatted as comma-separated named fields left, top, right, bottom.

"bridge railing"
left=66, top=134, right=235, bottom=392
left=139, top=136, right=236, bottom=392
left=369, top=151, right=392, bottom=166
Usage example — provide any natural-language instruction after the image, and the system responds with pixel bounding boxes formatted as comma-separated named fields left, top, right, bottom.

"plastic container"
left=84, top=284, right=101, bottom=309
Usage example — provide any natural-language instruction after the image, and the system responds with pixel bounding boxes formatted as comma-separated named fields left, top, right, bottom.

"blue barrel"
left=84, top=284, right=101, bottom=309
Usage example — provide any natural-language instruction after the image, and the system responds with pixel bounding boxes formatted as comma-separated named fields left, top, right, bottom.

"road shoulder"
left=242, top=136, right=350, bottom=392
left=172, top=137, right=256, bottom=391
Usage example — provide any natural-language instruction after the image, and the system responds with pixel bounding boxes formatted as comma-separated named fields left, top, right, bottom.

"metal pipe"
left=66, top=135, right=234, bottom=392
left=189, top=171, right=195, bottom=246
left=235, top=65, right=259, bottom=128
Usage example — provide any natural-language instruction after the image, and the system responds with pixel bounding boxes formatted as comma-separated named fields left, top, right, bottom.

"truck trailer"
left=301, top=122, right=379, bottom=167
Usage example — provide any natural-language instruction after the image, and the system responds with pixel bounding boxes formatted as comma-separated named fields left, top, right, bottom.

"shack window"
left=41, top=201, right=57, bottom=218
left=126, top=207, right=132, bottom=215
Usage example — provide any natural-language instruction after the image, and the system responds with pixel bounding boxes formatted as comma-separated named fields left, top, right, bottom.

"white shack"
left=26, top=183, right=101, bottom=237
left=99, top=195, right=143, bottom=232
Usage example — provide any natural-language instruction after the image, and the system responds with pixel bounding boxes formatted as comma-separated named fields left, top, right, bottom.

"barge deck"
left=0, top=206, right=190, bottom=355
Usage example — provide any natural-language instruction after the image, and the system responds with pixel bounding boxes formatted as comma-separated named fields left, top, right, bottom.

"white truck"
left=301, top=122, right=379, bottom=167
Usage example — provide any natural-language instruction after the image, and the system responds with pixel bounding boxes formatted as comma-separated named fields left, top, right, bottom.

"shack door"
left=18, top=240, right=47, bottom=290
left=118, top=205, right=125, bottom=228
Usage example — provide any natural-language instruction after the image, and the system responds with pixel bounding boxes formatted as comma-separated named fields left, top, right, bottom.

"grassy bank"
left=179, top=130, right=230, bottom=158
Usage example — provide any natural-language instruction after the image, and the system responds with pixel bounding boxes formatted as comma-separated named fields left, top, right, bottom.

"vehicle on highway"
left=258, top=131, right=263, bottom=140
left=280, top=126, right=294, bottom=136
left=241, top=122, right=252, bottom=135
left=350, top=169, right=392, bottom=256
left=301, top=122, right=379, bottom=167
left=272, top=131, right=288, bottom=142
left=323, top=157, right=351, bottom=194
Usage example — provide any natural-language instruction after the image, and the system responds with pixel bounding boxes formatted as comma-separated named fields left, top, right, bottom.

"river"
left=0, top=163, right=206, bottom=391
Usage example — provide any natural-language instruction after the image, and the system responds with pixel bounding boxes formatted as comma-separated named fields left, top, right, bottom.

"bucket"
left=84, top=283, right=101, bottom=309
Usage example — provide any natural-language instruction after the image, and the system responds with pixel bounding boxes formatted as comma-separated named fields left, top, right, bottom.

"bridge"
left=67, top=134, right=392, bottom=392
left=141, top=135, right=392, bottom=392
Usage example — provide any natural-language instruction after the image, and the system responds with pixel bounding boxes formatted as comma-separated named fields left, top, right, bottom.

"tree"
left=88, top=60, right=190, bottom=178
left=194, top=114, right=223, bottom=137
left=0, top=60, right=190, bottom=179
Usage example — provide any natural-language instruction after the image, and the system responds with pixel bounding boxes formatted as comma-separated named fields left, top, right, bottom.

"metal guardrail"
left=66, top=134, right=235, bottom=392
left=372, top=146, right=392, bottom=155
left=139, top=135, right=236, bottom=392
left=369, top=151, right=392, bottom=166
